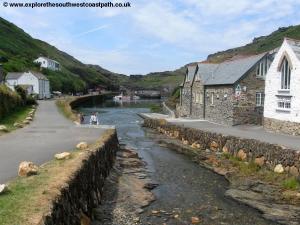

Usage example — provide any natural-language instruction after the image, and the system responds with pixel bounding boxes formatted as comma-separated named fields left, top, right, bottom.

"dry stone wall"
left=143, top=118, right=300, bottom=172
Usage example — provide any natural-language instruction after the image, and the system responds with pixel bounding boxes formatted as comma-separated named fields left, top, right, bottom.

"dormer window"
left=280, top=57, right=291, bottom=90
left=257, top=57, right=269, bottom=78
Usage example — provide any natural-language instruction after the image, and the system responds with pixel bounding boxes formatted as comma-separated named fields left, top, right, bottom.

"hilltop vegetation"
left=207, top=25, right=300, bottom=63
left=0, top=17, right=119, bottom=93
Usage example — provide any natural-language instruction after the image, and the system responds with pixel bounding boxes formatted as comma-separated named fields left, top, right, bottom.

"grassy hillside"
left=207, top=25, right=300, bottom=63
left=0, top=17, right=120, bottom=93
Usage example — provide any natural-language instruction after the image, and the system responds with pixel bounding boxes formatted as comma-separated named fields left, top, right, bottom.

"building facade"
left=264, top=38, right=300, bottom=135
left=177, top=53, right=275, bottom=126
left=6, top=71, right=50, bottom=99
left=34, top=56, right=60, bottom=71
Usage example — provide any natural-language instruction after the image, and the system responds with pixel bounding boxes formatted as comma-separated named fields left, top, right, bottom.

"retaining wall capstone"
left=39, top=130, right=119, bottom=225
left=143, top=118, right=300, bottom=171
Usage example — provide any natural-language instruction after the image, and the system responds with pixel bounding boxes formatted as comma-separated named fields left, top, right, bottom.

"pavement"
left=0, top=100, right=107, bottom=183
left=140, top=113, right=300, bottom=151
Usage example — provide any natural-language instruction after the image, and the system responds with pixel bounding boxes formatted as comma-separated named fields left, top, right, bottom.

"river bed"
left=79, top=100, right=277, bottom=225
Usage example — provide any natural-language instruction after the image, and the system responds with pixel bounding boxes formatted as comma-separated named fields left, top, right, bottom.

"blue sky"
left=1, top=0, right=300, bottom=75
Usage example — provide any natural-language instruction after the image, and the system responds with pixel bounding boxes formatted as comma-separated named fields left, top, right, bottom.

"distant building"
left=6, top=71, right=50, bottom=99
left=264, top=38, right=300, bottom=135
left=34, top=56, right=60, bottom=71
left=177, top=52, right=276, bottom=126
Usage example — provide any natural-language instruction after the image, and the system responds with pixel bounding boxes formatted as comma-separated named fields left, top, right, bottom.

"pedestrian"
left=90, top=112, right=99, bottom=125
left=80, top=113, right=85, bottom=124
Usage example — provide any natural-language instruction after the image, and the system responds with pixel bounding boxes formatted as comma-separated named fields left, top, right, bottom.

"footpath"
left=140, top=113, right=300, bottom=150
left=0, top=100, right=105, bottom=183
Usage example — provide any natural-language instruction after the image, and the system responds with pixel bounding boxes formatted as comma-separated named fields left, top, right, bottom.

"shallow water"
left=79, top=100, right=277, bottom=225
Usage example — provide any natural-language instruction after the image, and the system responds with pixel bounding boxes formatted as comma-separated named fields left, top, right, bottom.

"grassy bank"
left=0, top=130, right=114, bottom=225
left=0, top=106, right=32, bottom=132
left=223, top=154, right=300, bottom=191
left=55, top=97, right=78, bottom=121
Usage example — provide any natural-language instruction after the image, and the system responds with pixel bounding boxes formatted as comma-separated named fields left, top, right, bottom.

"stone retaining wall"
left=264, top=117, right=300, bottom=136
left=39, top=130, right=119, bottom=225
left=70, top=94, right=114, bottom=109
left=143, top=118, right=300, bottom=173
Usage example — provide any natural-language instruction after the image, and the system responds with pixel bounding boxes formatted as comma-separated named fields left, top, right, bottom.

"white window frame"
left=277, top=97, right=291, bottom=109
left=280, top=57, right=291, bottom=90
left=255, top=92, right=265, bottom=107
left=256, top=57, right=269, bottom=78
left=211, top=93, right=214, bottom=105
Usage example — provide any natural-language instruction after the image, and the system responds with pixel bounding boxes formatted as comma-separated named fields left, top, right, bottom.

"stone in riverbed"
left=26, top=116, right=33, bottom=121
left=222, top=146, right=229, bottom=153
left=237, top=149, right=247, bottom=161
left=18, top=161, right=39, bottom=177
left=191, top=216, right=201, bottom=224
left=210, top=141, right=219, bottom=151
left=76, top=142, right=88, bottom=150
left=289, top=166, right=300, bottom=177
left=55, top=152, right=71, bottom=160
left=274, top=164, right=284, bottom=173
left=254, top=156, right=265, bottom=167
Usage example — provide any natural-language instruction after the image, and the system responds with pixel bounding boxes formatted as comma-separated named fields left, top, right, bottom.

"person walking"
left=90, top=112, right=99, bottom=125
left=80, top=113, right=85, bottom=124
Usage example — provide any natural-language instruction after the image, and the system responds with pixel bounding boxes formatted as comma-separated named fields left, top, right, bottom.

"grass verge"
left=56, top=97, right=78, bottom=121
left=0, top=105, right=32, bottom=132
left=0, top=129, right=114, bottom=225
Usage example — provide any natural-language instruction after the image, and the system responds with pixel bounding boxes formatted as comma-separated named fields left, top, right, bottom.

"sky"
left=1, top=0, right=300, bottom=75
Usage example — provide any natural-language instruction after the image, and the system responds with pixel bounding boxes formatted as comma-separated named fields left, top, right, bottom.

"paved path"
left=0, top=100, right=106, bottom=183
left=140, top=113, right=300, bottom=151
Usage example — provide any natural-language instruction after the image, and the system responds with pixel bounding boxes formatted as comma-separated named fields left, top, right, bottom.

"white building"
left=6, top=71, right=50, bottom=99
left=34, top=56, right=60, bottom=71
left=264, top=37, right=300, bottom=135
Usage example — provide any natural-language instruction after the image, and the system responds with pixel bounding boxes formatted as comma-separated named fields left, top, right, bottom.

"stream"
left=78, top=100, right=276, bottom=225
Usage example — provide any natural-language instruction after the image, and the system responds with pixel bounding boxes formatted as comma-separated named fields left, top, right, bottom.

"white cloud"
left=74, top=25, right=109, bottom=37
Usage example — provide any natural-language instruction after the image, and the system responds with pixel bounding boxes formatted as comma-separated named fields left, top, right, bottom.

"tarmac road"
left=0, top=100, right=106, bottom=183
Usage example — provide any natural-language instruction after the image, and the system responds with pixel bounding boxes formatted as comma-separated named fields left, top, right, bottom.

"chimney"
left=0, top=64, right=4, bottom=84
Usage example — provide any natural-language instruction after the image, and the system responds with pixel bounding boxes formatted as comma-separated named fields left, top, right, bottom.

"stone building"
left=177, top=52, right=275, bottom=125
left=264, top=38, right=300, bottom=135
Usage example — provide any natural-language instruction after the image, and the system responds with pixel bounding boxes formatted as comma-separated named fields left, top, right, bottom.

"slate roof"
left=186, top=65, right=197, bottom=86
left=204, top=54, right=266, bottom=85
left=285, top=38, right=300, bottom=61
left=195, top=63, right=219, bottom=83
left=6, top=71, right=48, bottom=81
left=31, top=71, right=48, bottom=80
left=6, top=72, right=24, bottom=80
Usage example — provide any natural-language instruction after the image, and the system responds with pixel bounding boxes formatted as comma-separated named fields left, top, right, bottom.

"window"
left=211, top=93, right=214, bottom=105
left=257, top=57, right=270, bottom=77
left=256, top=92, right=265, bottom=106
left=281, top=57, right=291, bottom=90
left=277, top=97, right=291, bottom=109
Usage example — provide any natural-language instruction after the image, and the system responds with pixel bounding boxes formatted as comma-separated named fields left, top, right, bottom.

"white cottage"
left=264, top=37, right=300, bottom=135
left=34, top=56, right=60, bottom=71
left=6, top=71, right=50, bottom=99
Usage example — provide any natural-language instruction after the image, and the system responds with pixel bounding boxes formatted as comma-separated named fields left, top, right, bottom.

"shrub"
left=0, top=85, right=23, bottom=119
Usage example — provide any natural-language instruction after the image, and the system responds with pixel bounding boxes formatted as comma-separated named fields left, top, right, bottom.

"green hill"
left=0, top=17, right=121, bottom=93
left=207, top=25, right=300, bottom=63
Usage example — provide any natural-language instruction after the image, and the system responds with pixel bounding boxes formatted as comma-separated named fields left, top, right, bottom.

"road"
left=140, top=113, right=300, bottom=151
left=0, top=100, right=106, bottom=183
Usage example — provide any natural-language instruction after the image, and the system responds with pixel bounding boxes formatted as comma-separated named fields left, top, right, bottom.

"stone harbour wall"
left=39, top=130, right=119, bottom=225
left=143, top=118, right=300, bottom=174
